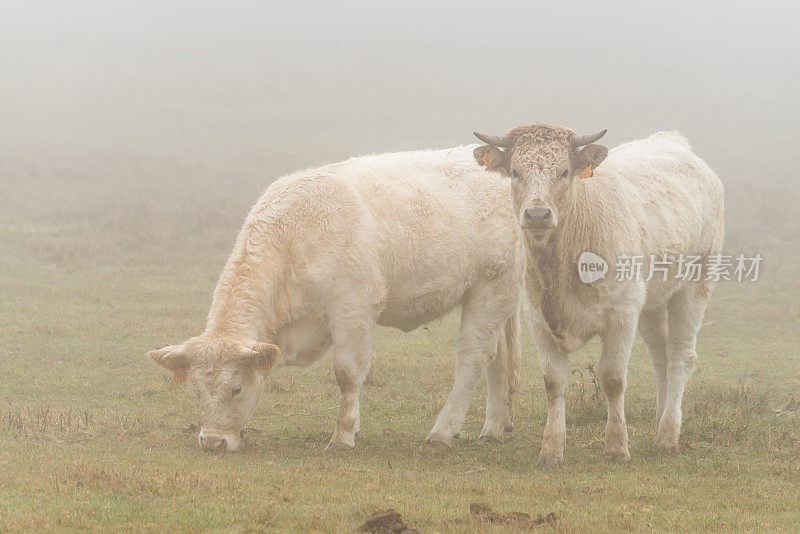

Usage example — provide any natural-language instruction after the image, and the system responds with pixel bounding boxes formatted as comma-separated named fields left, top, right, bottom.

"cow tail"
left=502, top=305, right=522, bottom=432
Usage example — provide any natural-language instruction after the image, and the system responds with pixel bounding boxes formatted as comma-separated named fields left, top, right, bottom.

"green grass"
left=1, top=157, right=799, bottom=532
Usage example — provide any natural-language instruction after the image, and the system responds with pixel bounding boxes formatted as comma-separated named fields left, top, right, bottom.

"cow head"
left=147, top=337, right=280, bottom=452
left=473, top=124, right=608, bottom=247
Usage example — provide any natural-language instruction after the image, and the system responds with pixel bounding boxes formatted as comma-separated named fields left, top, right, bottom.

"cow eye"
left=512, top=170, right=520, bottom=179
left=561, top=169, right=569, bottom=179
left=232, top=385, right=242, bottom=397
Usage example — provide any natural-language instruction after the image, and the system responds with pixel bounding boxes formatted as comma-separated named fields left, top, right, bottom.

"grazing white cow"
left=473, top=125, right=724, bottom=464
left=148, top=146, right=522, bottom=452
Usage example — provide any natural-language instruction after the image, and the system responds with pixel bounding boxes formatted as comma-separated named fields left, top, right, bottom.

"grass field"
left=3, top=2, right=800, bottom=531
left=1, top=146, right=799, bottom=533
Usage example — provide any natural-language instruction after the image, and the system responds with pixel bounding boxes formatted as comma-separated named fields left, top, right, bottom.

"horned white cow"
left=473, top=125, right=724, bottom=465
left=148, top=146, right=522, bottom=452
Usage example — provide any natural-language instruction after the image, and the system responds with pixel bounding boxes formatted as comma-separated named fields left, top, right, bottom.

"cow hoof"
left=505, top=424, right=513, bottom=433
left=424, top=433, right=453, bottom=448
left=537, top=452, right=565, bottom=468
left=605, top=452, right=631, bottom=464
left=325, top=440, right=354, bottom=451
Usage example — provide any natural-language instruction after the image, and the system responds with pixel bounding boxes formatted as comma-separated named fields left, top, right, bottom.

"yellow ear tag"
left=173, top=369, right=187, bottom=383
left=261, top=359, right=272, bottom=373
left=580, top=164, right=593, bottom=179
left=482, top=150, right=492, bottom=167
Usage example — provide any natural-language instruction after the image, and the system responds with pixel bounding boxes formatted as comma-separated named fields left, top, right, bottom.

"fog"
left=1, top=0, right=798, bottom=272
left=3, top=5, right=799, bottom=528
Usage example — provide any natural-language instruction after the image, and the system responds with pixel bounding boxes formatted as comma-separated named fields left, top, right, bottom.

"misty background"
left=1, top=0, right=798, bottom=307
left=3, top=4, right=800, bottom=529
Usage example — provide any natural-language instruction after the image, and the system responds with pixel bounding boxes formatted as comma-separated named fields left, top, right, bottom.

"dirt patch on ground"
left=463, top=502, right=558, bottom=530
left=358, top=509, right=418, bottom=533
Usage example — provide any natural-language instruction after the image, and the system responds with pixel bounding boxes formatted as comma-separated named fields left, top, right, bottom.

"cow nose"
left=523, top=207, right=554, bottom=228
left=200, top=435, right=227, bottom=451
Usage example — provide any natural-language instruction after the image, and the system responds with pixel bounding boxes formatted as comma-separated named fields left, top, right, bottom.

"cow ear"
left=572, top=144, right=608, bottom=178
left=147, top=345, right=190, bottom=382
left=246, top=343, right=281, bottom=373
left=474, top=145, right=510, bottom=176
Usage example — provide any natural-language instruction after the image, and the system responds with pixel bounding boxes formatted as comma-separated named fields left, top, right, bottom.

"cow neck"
left=525, top=232, right=568, bottom=340
left=204, top=222, right=290, bottom=344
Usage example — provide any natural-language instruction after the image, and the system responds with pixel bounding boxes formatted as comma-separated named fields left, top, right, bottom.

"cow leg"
left=638, top=307, right=669, bottom=426
left=426, top=284, right=511, bottom=446
left=599, top=311, right=638, bottom=463
left=326, top=317, right=374, bottom=450
left=656, top=285, right=708, bottom=452
left=535, top=325, right=570, bottom=467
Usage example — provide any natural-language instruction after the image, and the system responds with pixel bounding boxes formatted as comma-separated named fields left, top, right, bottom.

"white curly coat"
left=150, top=146, right=523, bottom=451
left=495, top=129, right=724, bottom=464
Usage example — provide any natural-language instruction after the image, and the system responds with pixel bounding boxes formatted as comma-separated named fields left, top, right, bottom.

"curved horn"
left=572, top=129, right=607, bottom=148
left=473, top=132, right=509, bottom=147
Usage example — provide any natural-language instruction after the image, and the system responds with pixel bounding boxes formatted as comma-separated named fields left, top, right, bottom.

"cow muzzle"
left=198, top=429, right=240, bottom=452
left=521, top=206, right=556, bottom=246
left=522, top=207, right=556, bottom=230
